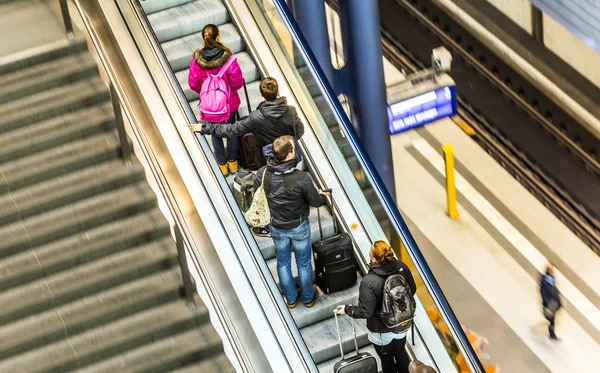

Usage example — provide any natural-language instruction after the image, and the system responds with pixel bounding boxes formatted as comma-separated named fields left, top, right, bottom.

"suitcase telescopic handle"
left=316, top=189, right=338, bottom=240
left=334, top=310, right=360, bottom=360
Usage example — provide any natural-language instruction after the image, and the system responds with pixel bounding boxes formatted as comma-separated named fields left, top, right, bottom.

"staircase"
left=0, top=36, right=234, bottom=372
left=141, top=0, right=378, bottom=370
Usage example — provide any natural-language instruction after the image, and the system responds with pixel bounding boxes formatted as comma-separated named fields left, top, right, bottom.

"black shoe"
left=252, top=227, right=271, bottom=237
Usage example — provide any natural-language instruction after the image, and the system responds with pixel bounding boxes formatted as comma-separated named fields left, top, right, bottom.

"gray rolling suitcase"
left=333, top=312, right=378, bottom=373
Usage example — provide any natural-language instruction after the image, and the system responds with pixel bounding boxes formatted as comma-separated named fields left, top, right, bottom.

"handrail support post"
left=59, top=0, right=75, bottom=40
left=175, top=226, right=196, bottom=310
left=108, top=83, right=132, bottom=168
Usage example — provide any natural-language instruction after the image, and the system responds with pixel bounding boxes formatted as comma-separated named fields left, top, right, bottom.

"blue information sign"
left=387, top=85, right=457, bottom=134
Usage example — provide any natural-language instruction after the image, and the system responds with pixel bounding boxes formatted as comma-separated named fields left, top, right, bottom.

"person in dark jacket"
left=540, top=263, right=562, bottom=340
left=256, top=135, right=328, bottom=309
left=198, top=77, right=304, bottom=147
left=335, top=241, right=416, bottom=373
left=188, top=24, right=244, bottom=176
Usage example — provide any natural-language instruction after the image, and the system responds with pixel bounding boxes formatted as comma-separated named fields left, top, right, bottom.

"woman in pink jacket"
left=188, top=24, right=244, bottom=176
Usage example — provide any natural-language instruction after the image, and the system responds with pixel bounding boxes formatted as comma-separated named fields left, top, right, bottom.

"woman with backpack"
left=188, top=24, right=244, bottom=176
left=335, top=241, right=417, bottom=373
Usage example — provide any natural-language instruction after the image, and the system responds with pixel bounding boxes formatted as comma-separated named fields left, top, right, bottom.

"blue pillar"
left=339, top=0, right=395, bottom=198
left=289, top=0, right=335, bottom=87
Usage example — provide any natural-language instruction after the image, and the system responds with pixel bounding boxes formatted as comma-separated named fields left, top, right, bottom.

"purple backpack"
left=199, top=56, right=236, bottom=122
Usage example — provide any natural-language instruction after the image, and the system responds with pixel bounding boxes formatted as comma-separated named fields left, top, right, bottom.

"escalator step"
left=141, top=0, right=196, bottom=15
left=148, top=0, right=229, bottom=43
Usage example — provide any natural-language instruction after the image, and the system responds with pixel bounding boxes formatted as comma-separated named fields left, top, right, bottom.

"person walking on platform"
left=256, top=135, right=328, bottom=308
left=188, top=24, right=244, bottom=176
left=198, top=77, right=304, bottom=148
left=335, top=241, right=416, bottom=373
left=540, top=263, right=562, bottom=340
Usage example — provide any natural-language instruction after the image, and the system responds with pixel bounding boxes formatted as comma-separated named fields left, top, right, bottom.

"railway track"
left=327, top=0, right=600, bottom=254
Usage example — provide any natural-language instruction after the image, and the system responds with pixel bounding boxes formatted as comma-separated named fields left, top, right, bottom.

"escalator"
left=115, top=0, right=486, bottom=372
left=140, top=1, right=373, bottom=369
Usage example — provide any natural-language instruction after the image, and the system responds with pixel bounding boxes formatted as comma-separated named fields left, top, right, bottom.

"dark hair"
left=370, top=241, right=395, bottom=266
left=272, top=135, right=294, bottom=163
left=202, top=24, right=231, bottom=54
left=260, top=77, right=279, bottom=101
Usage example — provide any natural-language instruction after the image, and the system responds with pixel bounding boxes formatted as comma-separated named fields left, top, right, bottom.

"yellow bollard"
left=442, top=144, right=458, bottom=219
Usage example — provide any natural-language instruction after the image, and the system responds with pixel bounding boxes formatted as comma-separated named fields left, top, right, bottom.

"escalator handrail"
left=118, top=1, right=321, bottom=372
left=269, top=0, right=485, bottom=371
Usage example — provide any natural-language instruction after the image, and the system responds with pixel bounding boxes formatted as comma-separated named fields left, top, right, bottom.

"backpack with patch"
left=199, top=56, right=236, bottom=122
left=379, top=273, right=416, bottom=333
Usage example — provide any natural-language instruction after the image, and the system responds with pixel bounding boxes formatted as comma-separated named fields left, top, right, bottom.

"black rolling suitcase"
left=236, top=83, right=265, bottom=171
left=312, top=193, right=357, bottom=294
left=333, top=312, right=378, bottom=373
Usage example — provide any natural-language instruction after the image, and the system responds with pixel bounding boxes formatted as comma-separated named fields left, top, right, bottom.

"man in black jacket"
left=198, top=77, right=304, bottom=146
left=256, top=135, right=328, bottom=309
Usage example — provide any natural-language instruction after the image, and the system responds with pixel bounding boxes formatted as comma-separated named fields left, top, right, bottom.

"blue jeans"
left=269, top=219, right=315, bottom=304
left=211, top=111, right=238, bottom=164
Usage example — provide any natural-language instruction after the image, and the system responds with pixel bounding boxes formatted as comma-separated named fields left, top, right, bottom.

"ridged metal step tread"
left=301, top=315, right=371, bottom=364
left=255, top=205, right=336, bottom=261
left=0, top=300, right=207, bottom=373
left=0, top=182, right=156, bottom=259
left=0, top=103, right=114, bottom=163
left=176, top=52, right=260, bottom=102
left=0, top=237, right=177, bottom=325
left=148, top=0, right=229, bottom=43
left=0, top=269, right=183, bottom=361
left=163, top=23, right=243, bottom=72
left=0, top=157, right=145, bottom=226
left=0, top=132, right=121, bottom=194
left=167, top=353, right=235, bottom=373
left=141, top=0, right=195, bottom=15
left=0, top=76, right=109, bottom=134
left=78, top=327, right=223, bottom=373
left=0, top=208, right=170, bottom=291
left=0, top=52, right=97, bottom=104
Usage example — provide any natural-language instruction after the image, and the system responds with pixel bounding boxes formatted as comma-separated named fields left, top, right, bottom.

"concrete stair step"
left=0, top=299, right=207, bottom=373
left=0, top=103, right=114, bottom=163
left=0, top=182, right=157, bottom=260
left=0, top=76, right=110, bottom=134
left=0, top=132, right=121, bottom=194
left=176, top=52, right=260, bottom=102
left=78, top=327, right=223, bottom=373
left=163, top=23, right=243, bottom=72
left=0, top=158, right=145, bottom=226
left=0, top=237, right=178, bottom=326
left=0, top=269, right=183, bottom=361
left=0, top=208, right=170, bottom=291
left=141, top=0, right=195, bottom=15
left=301, top=314, right=371, bottom=365
left=0, top=52, right=98, bottom=104
left=0, top=37, right=88, bottom=75
left=167, top=353, right=235, bottom=373
left=255, top=205, right=336, bottom=261
left=148, top=0, right=229, bottom=43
